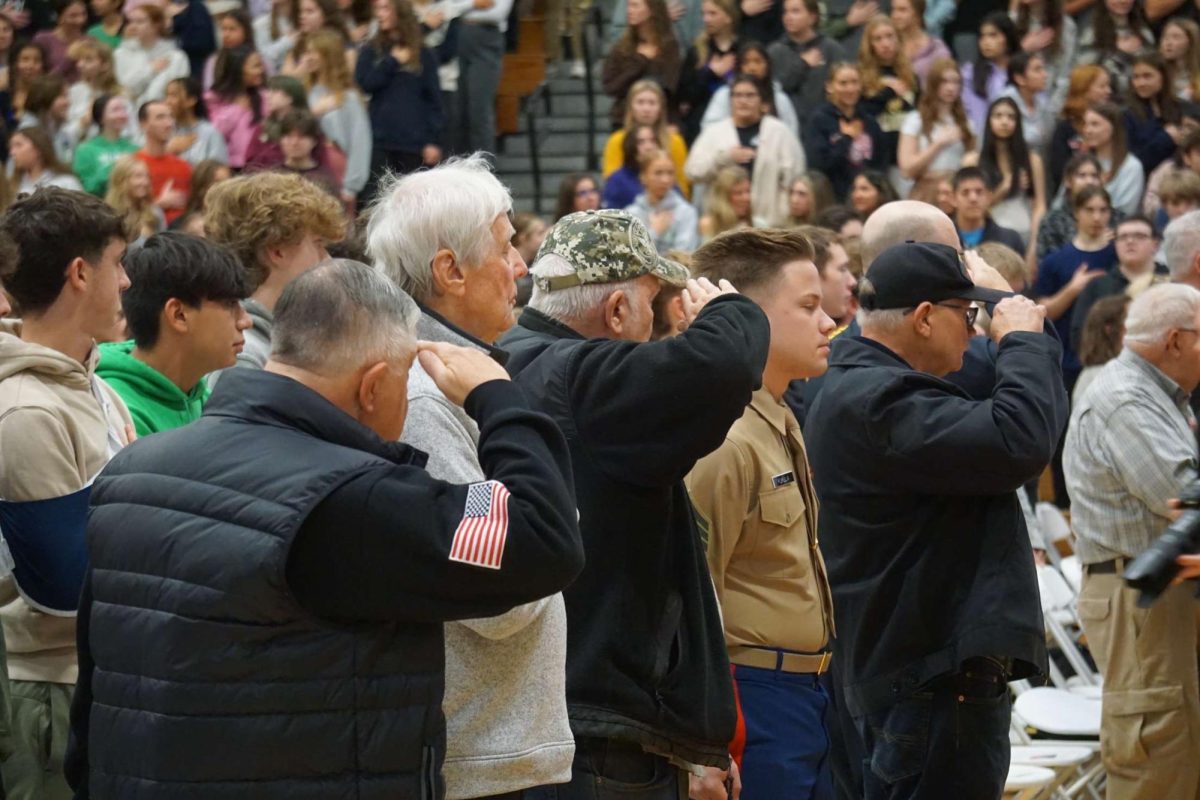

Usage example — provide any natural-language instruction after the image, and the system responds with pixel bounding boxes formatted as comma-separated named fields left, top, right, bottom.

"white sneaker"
left=569, top=60, right=586, bottom=78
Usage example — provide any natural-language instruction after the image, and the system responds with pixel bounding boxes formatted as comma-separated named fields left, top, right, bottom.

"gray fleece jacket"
left=399, top=307, right=574, bottom=799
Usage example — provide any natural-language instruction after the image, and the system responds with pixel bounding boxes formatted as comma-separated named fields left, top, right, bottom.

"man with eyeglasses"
left=804, top=240, right=1069, bottom=798
left=1070, top=214, right=1168, bottom=358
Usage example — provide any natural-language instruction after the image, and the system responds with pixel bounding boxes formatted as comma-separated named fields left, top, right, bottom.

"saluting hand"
left=989, top=295, right=1046, bottom=342
left=417, top=340, right=510, bottom=407
left=680, top=277, right=738, bottom=331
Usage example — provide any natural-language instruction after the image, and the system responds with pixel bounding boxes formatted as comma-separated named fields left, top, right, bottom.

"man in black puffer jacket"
left=500, top=210, right=771, bottom=799
left=66, top=261, right=585, bottom=800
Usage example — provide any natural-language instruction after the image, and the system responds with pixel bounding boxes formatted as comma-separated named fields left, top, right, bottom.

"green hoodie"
left=96, top=341, right=209, bottom=436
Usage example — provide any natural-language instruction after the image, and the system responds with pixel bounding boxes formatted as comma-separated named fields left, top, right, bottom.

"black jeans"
left=524, top=737, right=684, bottom=800
left=854, top=659, right=1011, bottom=800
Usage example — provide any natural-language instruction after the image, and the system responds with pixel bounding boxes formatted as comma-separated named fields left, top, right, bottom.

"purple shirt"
left=32, top=30, right=79, bottom=82
left=960, top=61, right=1008, bottom=138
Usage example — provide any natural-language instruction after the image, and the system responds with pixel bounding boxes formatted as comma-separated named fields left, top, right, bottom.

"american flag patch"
left=448, top=481, right=511, bottom=570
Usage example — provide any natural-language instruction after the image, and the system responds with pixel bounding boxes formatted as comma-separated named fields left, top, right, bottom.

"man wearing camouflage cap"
left=500, top=210, right=772, bottom=799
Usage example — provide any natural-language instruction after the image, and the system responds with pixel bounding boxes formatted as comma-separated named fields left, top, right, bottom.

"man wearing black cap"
left=804, top=241, right=1069, bottom=798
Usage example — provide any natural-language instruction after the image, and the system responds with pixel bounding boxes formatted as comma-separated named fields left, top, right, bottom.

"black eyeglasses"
left=934, top=302, right=979, bottom=327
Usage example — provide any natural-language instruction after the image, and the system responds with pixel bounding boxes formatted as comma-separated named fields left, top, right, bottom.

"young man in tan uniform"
left=687, top=228, right=838, bottom=800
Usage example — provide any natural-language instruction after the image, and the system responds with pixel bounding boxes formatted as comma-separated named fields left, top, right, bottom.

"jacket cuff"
left=463, top=379, right=525, bottom=420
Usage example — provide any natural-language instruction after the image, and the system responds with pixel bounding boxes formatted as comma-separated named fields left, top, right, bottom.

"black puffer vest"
left=85, top=370, right=444, bottom=799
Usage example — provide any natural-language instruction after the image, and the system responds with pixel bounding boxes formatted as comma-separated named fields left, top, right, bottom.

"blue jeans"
left=733, top=664, right=832, bottom=799
left=854, top=664, right=1011, bottom=800
left=525, top=737, right=684, bottom=800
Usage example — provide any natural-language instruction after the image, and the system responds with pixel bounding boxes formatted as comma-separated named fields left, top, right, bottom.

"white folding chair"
left=1006, top=764, right=1057, bottom=799
left=1010, top=745, right=1100, bottom=800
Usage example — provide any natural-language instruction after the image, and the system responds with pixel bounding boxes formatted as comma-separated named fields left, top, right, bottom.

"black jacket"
left=69, top=370, right=583, bottom=798
left=805, top=333, right=1068, bottom=717
left=497, top=296, right=770, bottom=767
left=802, top=101, right=888, bottom=200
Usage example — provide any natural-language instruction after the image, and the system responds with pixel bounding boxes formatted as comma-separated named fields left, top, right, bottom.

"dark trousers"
left=732, top=664, right=832, bottom=799
left=457, top=22, right=505, bottom=156
left=823, top=665, right=865, bottom=800
left=525, top=737, right=685, bottom=800
left=854, top=661, right=1011, bottom=800
left=360, top=146, right=423, bottom=208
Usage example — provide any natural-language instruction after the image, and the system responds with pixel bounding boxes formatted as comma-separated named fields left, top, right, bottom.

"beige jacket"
left=684, top=115, right=807, bottom=227
left=0, top=323, right=133, bottom=684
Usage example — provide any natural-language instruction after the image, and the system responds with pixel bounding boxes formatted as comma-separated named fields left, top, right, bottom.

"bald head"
left=862, top=201, right=959, bottom=268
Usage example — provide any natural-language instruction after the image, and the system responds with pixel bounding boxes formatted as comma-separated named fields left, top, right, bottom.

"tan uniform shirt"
left=686, top=388, right=834, bottom=654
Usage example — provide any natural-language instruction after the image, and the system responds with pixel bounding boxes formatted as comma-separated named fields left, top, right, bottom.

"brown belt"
left=728, top=646, right=832, bottom=675
left=1085, top=558, right=1126, bottom=575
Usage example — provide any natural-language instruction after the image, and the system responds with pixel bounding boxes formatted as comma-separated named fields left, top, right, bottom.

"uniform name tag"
left=772, top=471, right=796, bottom=488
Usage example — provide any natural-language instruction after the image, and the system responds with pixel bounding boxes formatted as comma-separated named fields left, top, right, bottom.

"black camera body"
left=1122, top=481, right=1200, bottom=607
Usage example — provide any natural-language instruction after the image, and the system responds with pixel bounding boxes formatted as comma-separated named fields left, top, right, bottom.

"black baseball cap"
left=859, top=241, right=1014, bottom=310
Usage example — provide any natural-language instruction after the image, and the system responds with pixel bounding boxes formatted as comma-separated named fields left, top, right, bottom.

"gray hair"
left=271, top=259, right=420, bottom=373
left=855, top=276, right=909, bottom=333
left=527, top=253, right=643, bottom=324
left=364, top=153, right=512, bottom=302
left=1163, top=209, right=1200, bottom=280
left=1124, top=282, right=1200, bottom=345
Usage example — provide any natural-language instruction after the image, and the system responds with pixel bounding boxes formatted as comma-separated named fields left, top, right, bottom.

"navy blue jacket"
left=1125, top=108, right=1176, bottom=177
left=356, top=44, right=445, bottom=153
left=805, top=332, right=1067, bottom=716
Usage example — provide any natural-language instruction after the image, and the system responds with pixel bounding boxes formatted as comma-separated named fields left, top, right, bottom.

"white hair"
left=1163, top=209, right=1200, bottom=280
left=856, top=307, right=909, bottom=333
left=1124, top=283, right=1200, bottom=345
left=527, top=253, right=643, bottom=324
left=364, top=153, right=512, bottom=302
left=854, top=276, right=909, bottom=333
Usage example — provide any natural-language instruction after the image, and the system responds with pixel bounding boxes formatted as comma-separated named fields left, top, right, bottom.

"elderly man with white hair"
left=1064, top=282, right=1200, bottom=800
left=1165, top=208, right=1200, bottom=290
left=366, top=155, right=578, bottom=800
left=498, top=209, right=771, bottom=800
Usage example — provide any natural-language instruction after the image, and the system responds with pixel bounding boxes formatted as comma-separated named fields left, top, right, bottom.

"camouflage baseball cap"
left=533, top=209, right=690, bottom=292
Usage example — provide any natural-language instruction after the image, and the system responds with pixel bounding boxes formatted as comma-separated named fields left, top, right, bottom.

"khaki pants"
left=543, top=0, right=595, bottom=62
left=1078, top=571, right=1200, bottom=800
left=0, top=681, right=73, bottom=800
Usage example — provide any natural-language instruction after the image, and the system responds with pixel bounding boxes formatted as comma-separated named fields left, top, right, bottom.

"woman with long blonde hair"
left=698, top=165, right=756, bottom=239
left=859, top=15, right=919, bottom=169
left=601, top=79, right=690, bottom=196
left=301, top=28, right=370, bottom=203
left=676, top=0, right=739, bottom=142
left=105, top=155, right=164, bottom=241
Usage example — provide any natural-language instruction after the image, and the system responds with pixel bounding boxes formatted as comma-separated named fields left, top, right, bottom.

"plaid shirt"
left=1064, top=348, right=1198, bottom=564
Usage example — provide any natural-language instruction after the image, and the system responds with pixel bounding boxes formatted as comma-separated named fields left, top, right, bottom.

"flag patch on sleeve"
left=449, top=480, right=511, bottom=570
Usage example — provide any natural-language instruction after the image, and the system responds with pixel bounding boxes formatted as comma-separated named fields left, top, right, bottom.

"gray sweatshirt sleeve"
left=320, top=94, right=373, bottom=195
left=191, top=122, right=230, bottom=165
